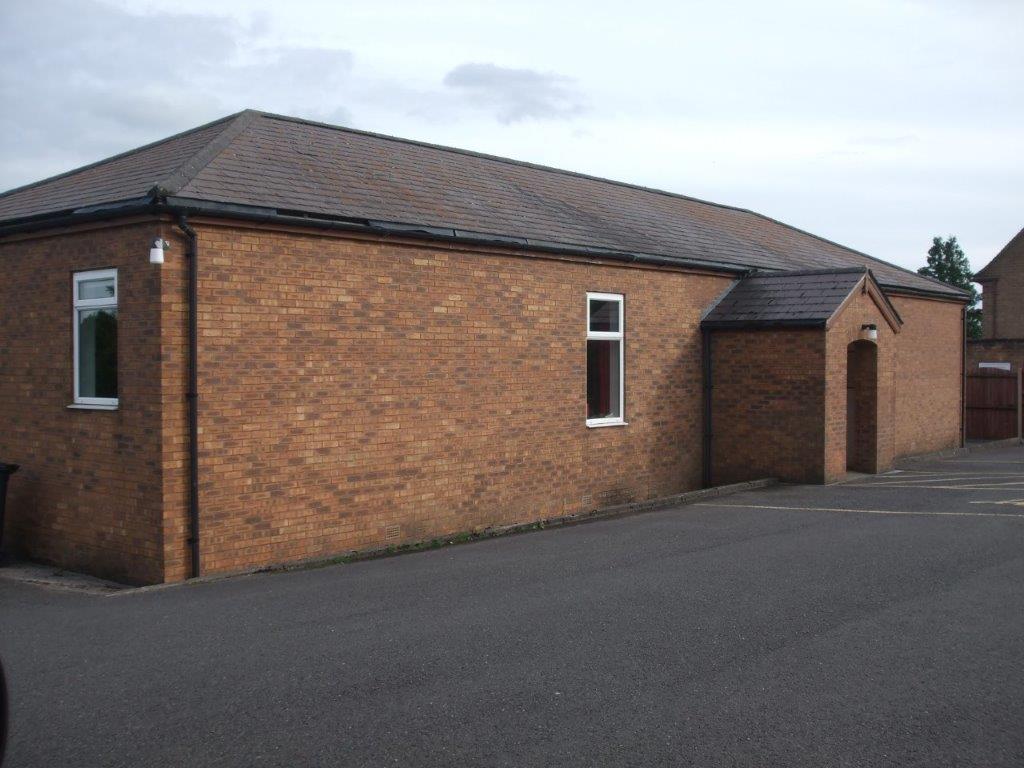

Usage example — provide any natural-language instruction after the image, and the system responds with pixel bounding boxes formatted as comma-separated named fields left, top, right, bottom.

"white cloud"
left=1, top=0, right=1021, bottom=272
left=442, top=63, right=585, bottom=123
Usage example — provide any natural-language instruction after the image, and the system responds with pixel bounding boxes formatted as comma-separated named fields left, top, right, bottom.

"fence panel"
left=965, top=370, right=1020, bottom=441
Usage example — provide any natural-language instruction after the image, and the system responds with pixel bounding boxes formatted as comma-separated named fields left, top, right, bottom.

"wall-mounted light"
left=860, top=323, right=878, bottom=342
left=149, top=238, right=170, bottom=265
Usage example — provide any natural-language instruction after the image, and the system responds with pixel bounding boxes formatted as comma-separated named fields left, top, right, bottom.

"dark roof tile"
left=702, top=269, right=867, bottom=328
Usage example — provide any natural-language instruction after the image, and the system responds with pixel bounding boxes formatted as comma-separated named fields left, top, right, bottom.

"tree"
left=918, top=235, right=981, bottom=339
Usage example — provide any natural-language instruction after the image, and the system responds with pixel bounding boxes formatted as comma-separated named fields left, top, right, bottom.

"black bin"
left=0, top=463, right=18, bottom=553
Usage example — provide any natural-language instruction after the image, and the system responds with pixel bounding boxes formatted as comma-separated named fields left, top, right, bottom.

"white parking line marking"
left=970, top=498, right=1024, bottom=507
left=854, top=486, right=1024, bottom=491
left=890, top=469, right=1024, bottom=474
left=874, top=470, right=1024, bottom=476
left=936, top=460, right=1024, bottom=464
left=939, top=481, right=1024, bottom=487
left=843, top=483, right=1024, bottom=491
left=696, top=503, right=1024, bottom=520
left=858, top=475, right=1021, bottom=485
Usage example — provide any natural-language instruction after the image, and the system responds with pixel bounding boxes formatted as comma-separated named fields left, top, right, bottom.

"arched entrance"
left=846, top=340, right=878, bottom=473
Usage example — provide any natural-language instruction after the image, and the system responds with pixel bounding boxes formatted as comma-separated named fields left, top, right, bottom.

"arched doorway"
left=846, top=340, right=878, bottom=473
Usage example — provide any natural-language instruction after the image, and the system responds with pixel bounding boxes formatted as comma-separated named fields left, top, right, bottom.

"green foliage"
left=918, top=235, right=981, bottom=339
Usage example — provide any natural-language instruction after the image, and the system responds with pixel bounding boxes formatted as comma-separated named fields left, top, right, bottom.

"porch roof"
left=701, top=268, right=902, bottom=330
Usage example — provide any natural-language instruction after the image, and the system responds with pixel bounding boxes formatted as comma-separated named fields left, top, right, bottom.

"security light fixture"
left=149, top=238, right=169, bottom=265
left=860, top=323, right=878, bottom=341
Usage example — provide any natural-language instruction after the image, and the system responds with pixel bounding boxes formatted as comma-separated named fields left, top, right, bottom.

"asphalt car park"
left=1, top=446, right=1022, bottom=767
left=701, top=449, right=1024, bottom=520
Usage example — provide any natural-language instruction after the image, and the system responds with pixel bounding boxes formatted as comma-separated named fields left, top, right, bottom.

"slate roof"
left=0, top=110, right=966, bottom=299
left=701, top=268, right=891, bottom=328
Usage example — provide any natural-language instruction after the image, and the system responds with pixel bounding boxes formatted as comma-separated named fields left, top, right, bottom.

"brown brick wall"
left=979, top=281, right=998, bottom=339
left=159, top=224, right=191, bottom=582
left=0, top=221, right=167, bottom=584
left=824, top=289, right=896, bottom=482
left=170, top=222, right=733, bottom=578
left=710, top=288, right=962, bottom=486
left=890, top=295, right=964, bottom=458
left=709, top=329, right=826, bottom=484
left=0, top=216, right=967, bottom=583
left=977, top=232, right=1024, bottom=339
left=966, top=339, right=1024, bottom=373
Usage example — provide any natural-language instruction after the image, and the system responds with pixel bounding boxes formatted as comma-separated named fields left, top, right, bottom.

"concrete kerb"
left=0, top=557, right=130, bottom=596
left=98, top=477, right=776, bottom=596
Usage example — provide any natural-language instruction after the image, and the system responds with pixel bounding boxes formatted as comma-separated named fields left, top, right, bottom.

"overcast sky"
left=1, top=0, right=1020, bottom=272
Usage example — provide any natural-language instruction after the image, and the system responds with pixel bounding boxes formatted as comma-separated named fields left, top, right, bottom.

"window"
left=73, top=269, right=118, bottom=407
left=979, top=362, right=1011, bottom=371
left=586, top=292, right=624, bottom=426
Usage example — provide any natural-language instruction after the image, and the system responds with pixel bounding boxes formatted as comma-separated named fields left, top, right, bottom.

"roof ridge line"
left=0, top=111, right=246, bottom=202
left=154, top=110, right=262, bottom=197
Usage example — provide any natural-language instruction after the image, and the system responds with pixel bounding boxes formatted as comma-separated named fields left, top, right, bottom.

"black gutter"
left=0, top=197, right=758, bottom=277
left=702, top=329, right=714, bottom=488
left=161, top=196, right=758, bottom=275
left=961, top=304, right=967, bottom=448
left=176, top=215, right=201, bottom=579
left=0, top=196, right=973, bottom=303
left=883, top=284, right=971, bottom=302
left=701, top=319, right=829, bottom=330
left=0, top=200, right=157, bottom=236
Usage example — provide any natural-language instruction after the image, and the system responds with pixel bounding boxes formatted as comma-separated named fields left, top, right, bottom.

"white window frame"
left=72, top=268, right=119, bottom=408
left=586, top=292, right=626, bottom=427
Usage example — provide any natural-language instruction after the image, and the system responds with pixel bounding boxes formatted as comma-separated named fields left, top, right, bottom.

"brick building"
left=968, top=228, right=1024, bottom=371
left=0, top=110, right=968, bottom=584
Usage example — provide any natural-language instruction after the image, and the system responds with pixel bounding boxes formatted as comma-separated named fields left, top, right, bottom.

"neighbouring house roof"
left=701, top=268, right=902, bottom=330
left=0, top=109, right=966, bottom=299
left=975, top=227, right=1024, bottom=281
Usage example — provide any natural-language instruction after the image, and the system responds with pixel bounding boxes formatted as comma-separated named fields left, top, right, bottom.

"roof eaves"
left=701, top=318, right=829, bottom=330
left=0, top=197, right=162, bottom=237
left=161, top=195, right=758, bottom=274
left=0, top=195, right=159, bottom=230
left=881, top=282, right=970, bottom=301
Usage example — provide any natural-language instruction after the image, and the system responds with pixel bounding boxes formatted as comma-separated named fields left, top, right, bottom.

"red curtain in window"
left=587, top=340, right=612, bottom=418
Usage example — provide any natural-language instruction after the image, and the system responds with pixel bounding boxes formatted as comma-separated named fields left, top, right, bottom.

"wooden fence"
left=965, top=369, right=1022, bottom=441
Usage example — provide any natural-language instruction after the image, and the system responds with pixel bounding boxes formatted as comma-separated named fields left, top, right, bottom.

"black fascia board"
left=0, top=195, right=971, bottom=300
left=700, top=318, right=830, bottom=330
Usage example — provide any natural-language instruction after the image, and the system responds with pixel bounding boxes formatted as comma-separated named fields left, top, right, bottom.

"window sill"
left=67, top=403, right=119, bottom=411
left=586, top=419, right=628, bottom=429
